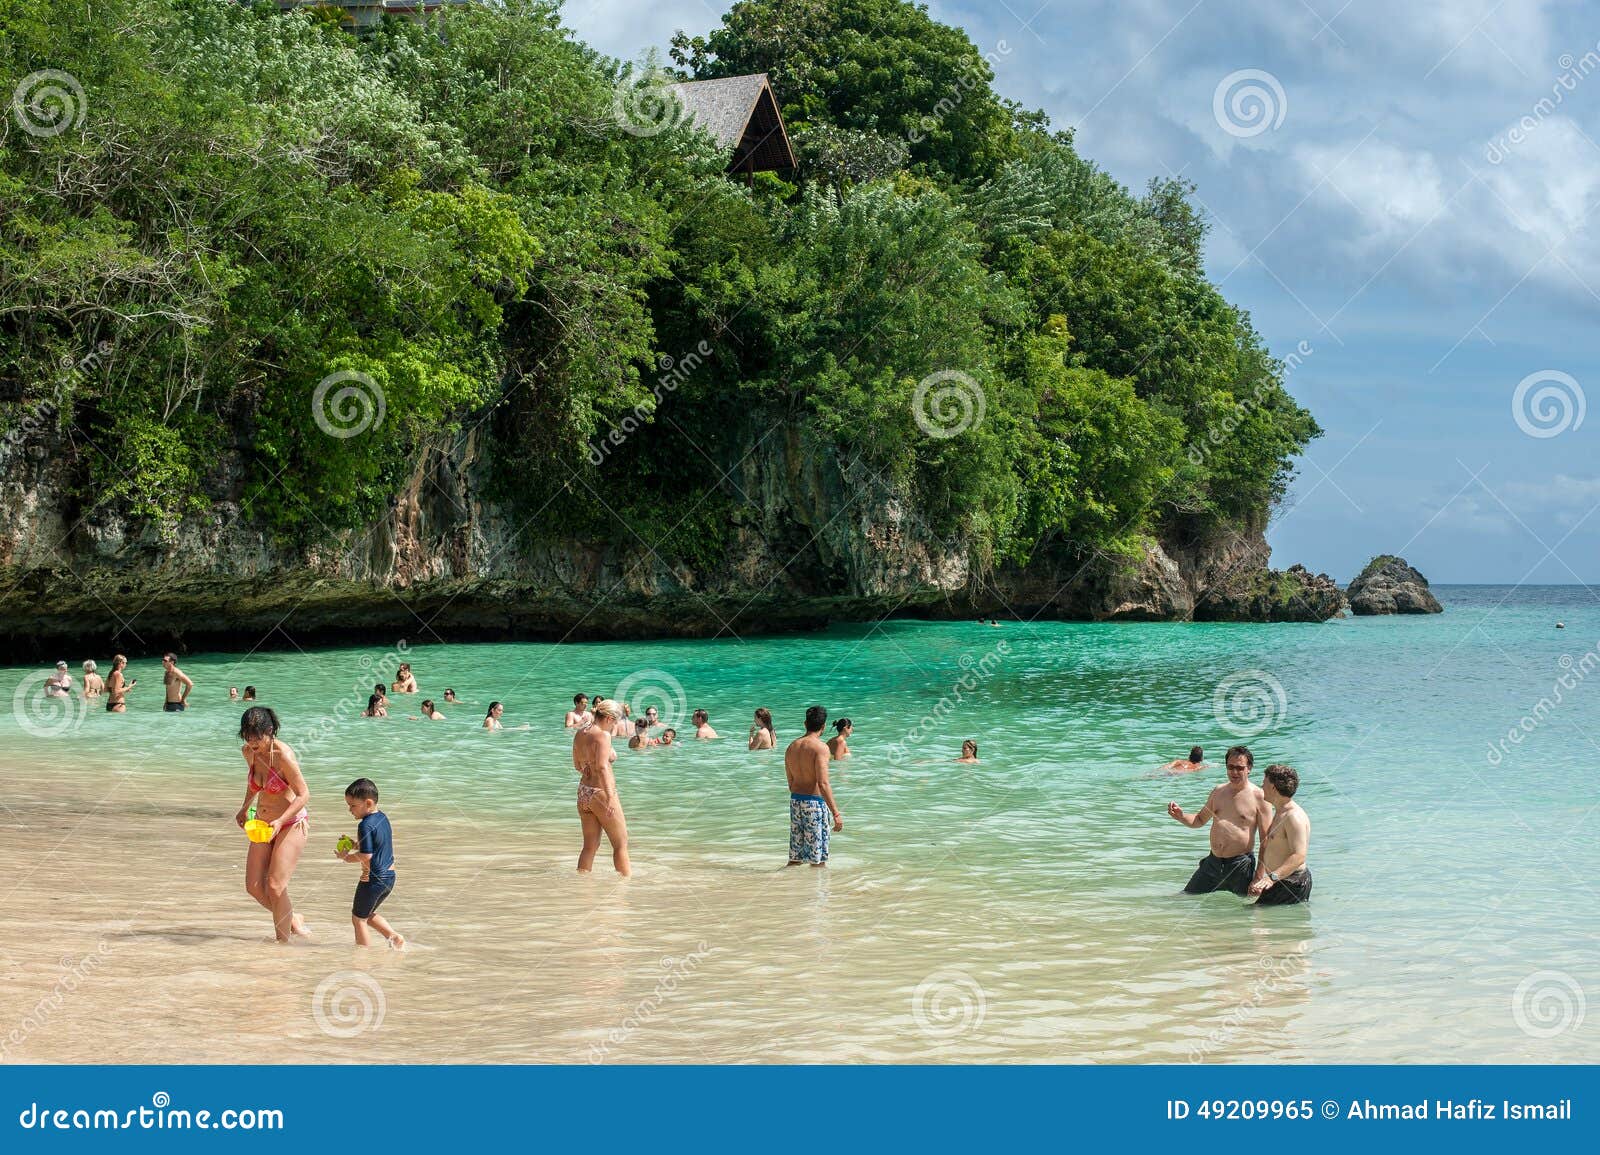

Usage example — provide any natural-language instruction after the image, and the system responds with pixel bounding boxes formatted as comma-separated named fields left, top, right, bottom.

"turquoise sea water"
left=2, top=586, right=1597, bottom=1062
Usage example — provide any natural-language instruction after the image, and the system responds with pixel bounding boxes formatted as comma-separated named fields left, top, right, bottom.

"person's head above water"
left=374, top=683, right=386, bottom=696
left=804, top=705, right=827, bottom=734
left=366, top=694, right=384, bottom=714
left=444, top=688, right=458, bottom=700
left=239, top=705, right=280, bottom=745
left=661, top=728, right=676, bottom=744
left=834, top=718, right=852, bottom=734
left=644, top=705, right=659, bottom=723
left=573, top=692, right=587, bottom=708
left=242, top=685, right=256, bottom=701
left=486, top=701, right=503, bottom=718
left=82, top=659, right=97, bottom=675
left=1189, top=745, right=1204, bottom=763
left=591, top=698, right=619, bottom=721
left=1262, top=763, right=1299, bottom=803
left=421, top=699, right=435, bottom=713
left=634, top=717, right=649, bottom=733
left=753, top=707, right=773, bottom=731
left=961, top=739, right=978, bottom=759
left=693, top=708, right=709, bottom=725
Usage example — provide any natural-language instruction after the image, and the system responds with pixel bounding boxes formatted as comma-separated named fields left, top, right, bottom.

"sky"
left=564, top=0, right=1600, bottom=584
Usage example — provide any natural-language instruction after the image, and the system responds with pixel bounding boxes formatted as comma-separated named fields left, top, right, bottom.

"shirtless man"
left=162, top=653, right=193, bottom=712
left=1249, top=764, right=1313, bottom=905
left=1162, top=745, right=1205, bottom=773
left=391, top=663, right=418, bottom=694
left=564, top=693, right=591, bottom=729
left=1167, top=744, right=1268, bottom=896
left=785, top=705, right=843, bottom=867
left=692, top=709, right=719, bottom=739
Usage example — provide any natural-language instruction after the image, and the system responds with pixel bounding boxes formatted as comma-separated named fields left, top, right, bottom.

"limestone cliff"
left=0, top=415, right=1341, bottom=658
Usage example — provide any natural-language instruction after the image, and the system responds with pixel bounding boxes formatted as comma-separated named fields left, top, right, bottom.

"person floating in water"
left=1162, top=746, right=1206, bottom=773
left=828, top=718, right=852, bottom=759
left=692, top=709, right=718, bottom=739
left=1250, top=764, right=1312, bottom=905
left=391, top=663, right=418, bottom=694
left=749, top=707, right=776, bottom=750
left=786, top=705, right=843, bottom=867
left=236, top=706, right=311, bottom=942
left=573, top=699, right=629, bottom=876
left=1167, top=745, right=1268, bottom=896
left=444, top=688, right=460, bottom=705
left=337, top=778, right=404, bottom=948
left=162, top=653, right=193, bottom=712
left=956, top=740, right=979, bottom=763
left=565, top=693, right=591, bottom=728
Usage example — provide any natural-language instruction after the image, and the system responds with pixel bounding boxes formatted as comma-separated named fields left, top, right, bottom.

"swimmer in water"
left=1162, top=746, right=1206, bottom=774
left=412, top=699, right=444, bottom=721
left=236, top=706, right=311, bottom=942
left=105, top=655, right=135, bottom=712
left=444, top=688, right=460, bottom=704
left=828, top=718, right=852, bottom=759
left=660, top=728, right=677, bottom=746
left=483, top=701, right=503, bottom=730
left=364, top=694, right=387, bottom=718
left=693, top=709, right=719, bottom=739
left=628, top=718, right=658, bottom=750
left=229, top=686, right=240, bottom=701
left=565, top=693, right=591, bottom=729
left=956, top=740, right=979, bottom=763
left=242, top=685, right=256, bottom=702
left=574, top=699, right=629, bottom=876
left=81, top=660, right=103, bottom=698
left=391, top=663, right=418, bottom=694
left=373, top=684, right=389, bottom=710
left=643, top=705, right=660, bottom=731
left=749, top=707, right=776, bottom=751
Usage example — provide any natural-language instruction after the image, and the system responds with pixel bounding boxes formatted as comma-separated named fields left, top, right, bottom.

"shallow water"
left=1, top=587, right=1597, bottom=1062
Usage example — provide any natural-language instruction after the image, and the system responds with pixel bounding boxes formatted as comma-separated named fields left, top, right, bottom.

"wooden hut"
left=670, top=74, right=796, bottom=175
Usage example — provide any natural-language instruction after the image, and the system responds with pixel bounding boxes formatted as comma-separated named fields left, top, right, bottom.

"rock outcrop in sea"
left=1345, top=555, right=1443, bottom=615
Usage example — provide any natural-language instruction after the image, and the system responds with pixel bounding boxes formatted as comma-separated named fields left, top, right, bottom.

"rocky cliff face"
left=0, top=413, right=1342, bottom=658
left=1345, top=555, right=1442, bottom=615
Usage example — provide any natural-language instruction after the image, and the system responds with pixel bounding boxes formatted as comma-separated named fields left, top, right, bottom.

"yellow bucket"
left=244, top=819, right=275, bottom=843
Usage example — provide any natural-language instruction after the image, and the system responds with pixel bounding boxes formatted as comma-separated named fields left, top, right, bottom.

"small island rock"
left=1345, top=555, right=1442, bottom=615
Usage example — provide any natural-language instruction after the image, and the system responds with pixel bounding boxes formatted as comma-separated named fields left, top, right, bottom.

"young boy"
left=337, top=779, right=403, bottom=948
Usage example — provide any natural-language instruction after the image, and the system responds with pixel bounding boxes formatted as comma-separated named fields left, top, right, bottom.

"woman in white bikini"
left=573, top=699, right=630, bottom=875
left=235, top=706, right=311, bottom=942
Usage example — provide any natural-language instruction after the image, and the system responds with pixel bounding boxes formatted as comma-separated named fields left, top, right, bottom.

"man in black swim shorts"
left=1168, top=745, right=1269, bottom=896
left=1250, top=764, right=1312, bottom=905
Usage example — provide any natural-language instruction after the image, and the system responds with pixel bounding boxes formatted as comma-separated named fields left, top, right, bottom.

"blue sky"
left=566, top=0, right=1600, bottom=583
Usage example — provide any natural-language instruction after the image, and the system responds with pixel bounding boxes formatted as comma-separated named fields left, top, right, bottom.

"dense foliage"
left=0, top=0, right=1317, bottom=567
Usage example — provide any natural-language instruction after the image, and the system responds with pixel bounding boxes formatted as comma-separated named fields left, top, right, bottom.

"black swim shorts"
left=1184, top=851, right=1256, bottom=896
left=163, top=700, right=186, bottom=712
left=1255, top=867, right=1313, bottom=905
left=352, top=878, right=393, bottom=920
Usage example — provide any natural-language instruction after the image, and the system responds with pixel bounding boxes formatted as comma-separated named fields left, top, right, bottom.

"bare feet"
left=290, top=914, right=311, bottom=937
left=388, top=933, right=406, bottom=950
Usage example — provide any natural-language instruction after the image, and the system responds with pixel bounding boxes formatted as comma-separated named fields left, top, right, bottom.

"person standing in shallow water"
left=1167, top=745, right=1269, bottom=896
left=573, top=699, right=629, bottom=876
left=105, top=654, right=135, bottom=712
left=828, top=718, right=852, bottom=759
left=749, top=707, right=776, bottom=750
left=236, top=706, right=311, bottom=942
left=162, top=653, right=193, bottom=712
left=1250, top=764, right=1313, bottom=905
left=786, top=705, right=843, bottom=867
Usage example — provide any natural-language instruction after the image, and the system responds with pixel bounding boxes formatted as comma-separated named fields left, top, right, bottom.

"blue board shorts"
left=789, top=793, right=831, bottom=864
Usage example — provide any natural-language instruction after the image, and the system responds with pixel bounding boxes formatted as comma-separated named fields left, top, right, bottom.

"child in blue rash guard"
left=337, top=779, right=404, bottom=948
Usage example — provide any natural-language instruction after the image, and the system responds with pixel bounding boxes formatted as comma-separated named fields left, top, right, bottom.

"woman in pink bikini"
left=573, top=699, right=629, bottom=876
left=234, top=706, right=311, bottom=942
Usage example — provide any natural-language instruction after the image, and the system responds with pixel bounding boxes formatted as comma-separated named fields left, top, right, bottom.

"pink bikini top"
left=249, top=743, right=289, bottom=794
